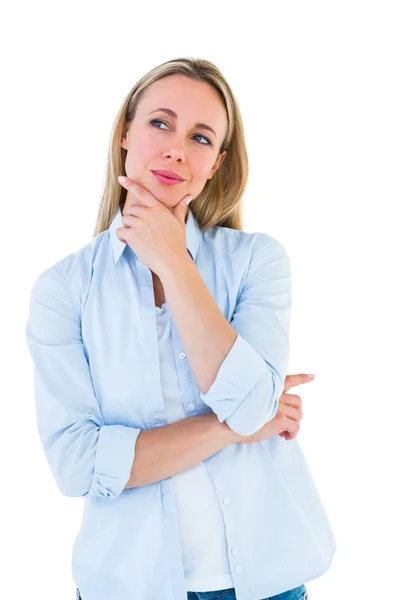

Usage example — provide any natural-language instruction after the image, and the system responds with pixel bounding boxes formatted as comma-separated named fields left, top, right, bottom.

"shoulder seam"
left=58, top=259, right=82, bottom=324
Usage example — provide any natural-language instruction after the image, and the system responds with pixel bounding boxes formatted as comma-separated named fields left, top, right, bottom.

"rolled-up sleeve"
left=199, top=234, right=292, bottom=437
left=25, top=263, right=141, bottom=499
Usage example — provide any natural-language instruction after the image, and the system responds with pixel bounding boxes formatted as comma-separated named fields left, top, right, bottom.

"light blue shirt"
left=25, top=206, right=336, bottom=600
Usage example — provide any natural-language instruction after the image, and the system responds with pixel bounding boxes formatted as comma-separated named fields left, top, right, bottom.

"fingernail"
left=185, top=196, right=193, bottom=205
left=118, top=176, right=127, bottom=184
left=307, top=373, right=315, bottom=378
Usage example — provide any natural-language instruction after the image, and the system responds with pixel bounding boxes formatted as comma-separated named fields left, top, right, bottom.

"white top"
left=155, top=302, right=234, bottom=592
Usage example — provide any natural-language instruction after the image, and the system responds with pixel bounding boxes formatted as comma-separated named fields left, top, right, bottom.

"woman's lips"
left=152, top=172, right=184, bottom=186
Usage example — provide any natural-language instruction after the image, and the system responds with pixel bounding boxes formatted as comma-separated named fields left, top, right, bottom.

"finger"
left=115, top=226, right=128, bottom=243
left=280, top=395, right=302, bottom=414
left=281, top=393, right=301, bottom=405
left=283, top=373, right=314, bottom=392
left=118, top=176, right=159, bottom=208
left=282, top=404, right=302, bottom=422
left=280, top=430, right=297, bottom=441
left=279, top=397, right=302, bottom=419
left=283, top=418, right=300, bottom=435
left=122, top=206, right=146, bottom=223
left=172, top=195, right=193, bottom=225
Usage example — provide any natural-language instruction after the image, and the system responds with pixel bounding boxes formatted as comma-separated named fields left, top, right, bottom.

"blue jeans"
left=186, top=585, right=308, bottom=600
left=77, top=583, right=308, bottom=599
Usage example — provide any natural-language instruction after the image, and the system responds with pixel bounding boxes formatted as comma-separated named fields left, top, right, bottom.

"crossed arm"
left=26, top=235, right=291, bottom=498
left=126, top=241, right=291, bottom=489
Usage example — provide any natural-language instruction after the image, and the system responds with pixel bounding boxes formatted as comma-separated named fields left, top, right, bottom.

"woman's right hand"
left=238, top=373, right=314, bottom=444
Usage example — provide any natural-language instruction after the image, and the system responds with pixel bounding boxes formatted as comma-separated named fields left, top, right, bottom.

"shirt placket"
left=135, top=259, right=168, bottom=428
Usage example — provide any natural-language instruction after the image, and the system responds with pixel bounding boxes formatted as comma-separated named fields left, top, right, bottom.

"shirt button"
left=236, top=566, right=242, bottom=573
left=189, top=403, right=196, bottom=410
left=232, top=548, right=238, bottom=555
left=223, top=498, right=230, bottom=504
left=179, top=352, right=186, bottom=359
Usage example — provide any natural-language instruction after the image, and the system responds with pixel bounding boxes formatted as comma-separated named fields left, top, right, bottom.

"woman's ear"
left=120, top=126, right=129, bottom=150
left=208, top=150, right=227, bottom=179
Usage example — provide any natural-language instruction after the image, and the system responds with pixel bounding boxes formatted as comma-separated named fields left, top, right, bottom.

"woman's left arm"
left=117, top=178, right=291, bottom=439
left=159, top=234, right=292, bottom=439
left=160, top=255, right=238, bottom=396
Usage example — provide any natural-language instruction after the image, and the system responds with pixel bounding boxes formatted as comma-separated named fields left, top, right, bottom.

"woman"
left=25, top=57, right=336, bottom=600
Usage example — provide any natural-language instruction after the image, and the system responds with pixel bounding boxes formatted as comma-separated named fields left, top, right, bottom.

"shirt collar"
left=109, top=205, right=201, bottom=265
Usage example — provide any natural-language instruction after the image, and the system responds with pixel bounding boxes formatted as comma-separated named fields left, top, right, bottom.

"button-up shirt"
left=25, top=206, right=336, bottom=600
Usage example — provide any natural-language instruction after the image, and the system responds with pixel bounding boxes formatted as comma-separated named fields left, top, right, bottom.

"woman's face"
left=120, top=74, right=228, bottom=214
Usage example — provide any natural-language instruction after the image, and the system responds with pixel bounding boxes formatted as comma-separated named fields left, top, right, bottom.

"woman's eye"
left=193, top=134, right=212, bottom=146
left=150, top=119, right=211, bottom=146
left=151, top=119, right=168, bottom=130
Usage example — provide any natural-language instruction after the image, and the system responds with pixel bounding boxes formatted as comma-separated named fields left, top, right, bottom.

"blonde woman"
left=25, top=57, right=336, bottom=600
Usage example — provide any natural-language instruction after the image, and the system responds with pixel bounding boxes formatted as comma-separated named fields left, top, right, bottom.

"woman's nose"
left=162, top=138, right=187, bottom=161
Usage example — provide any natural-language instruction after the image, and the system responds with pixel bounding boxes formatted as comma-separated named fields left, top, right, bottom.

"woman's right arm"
left=25, top=263, right=301, bottom=496
left=125, top=389, right=304, bottom=488
left=125, top=413, right=238, bottom=489
left=25, top=263, right=246, bottom=496
left=25, top=264, right=142, bottom=500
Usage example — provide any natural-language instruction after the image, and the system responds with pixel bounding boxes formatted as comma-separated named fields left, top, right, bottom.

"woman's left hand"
left=116, top=176, right=193, bottom=275
left=278, top=373, right=314, bottom=440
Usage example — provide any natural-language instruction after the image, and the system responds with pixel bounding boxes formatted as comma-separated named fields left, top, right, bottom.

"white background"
left=1, top=1, right=399, bottom=599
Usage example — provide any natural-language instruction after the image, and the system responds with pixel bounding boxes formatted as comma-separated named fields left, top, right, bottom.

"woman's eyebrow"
left=148, top=107, right=217, bottom=138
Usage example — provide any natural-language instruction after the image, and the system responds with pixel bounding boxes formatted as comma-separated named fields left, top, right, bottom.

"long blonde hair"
left=93, top=57, right=249, bottom=239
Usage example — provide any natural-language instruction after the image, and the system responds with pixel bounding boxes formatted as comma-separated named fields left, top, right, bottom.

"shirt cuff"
left=87, top=424, right=142, bottom=499
left=199, top=333, right=268, bottom=422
